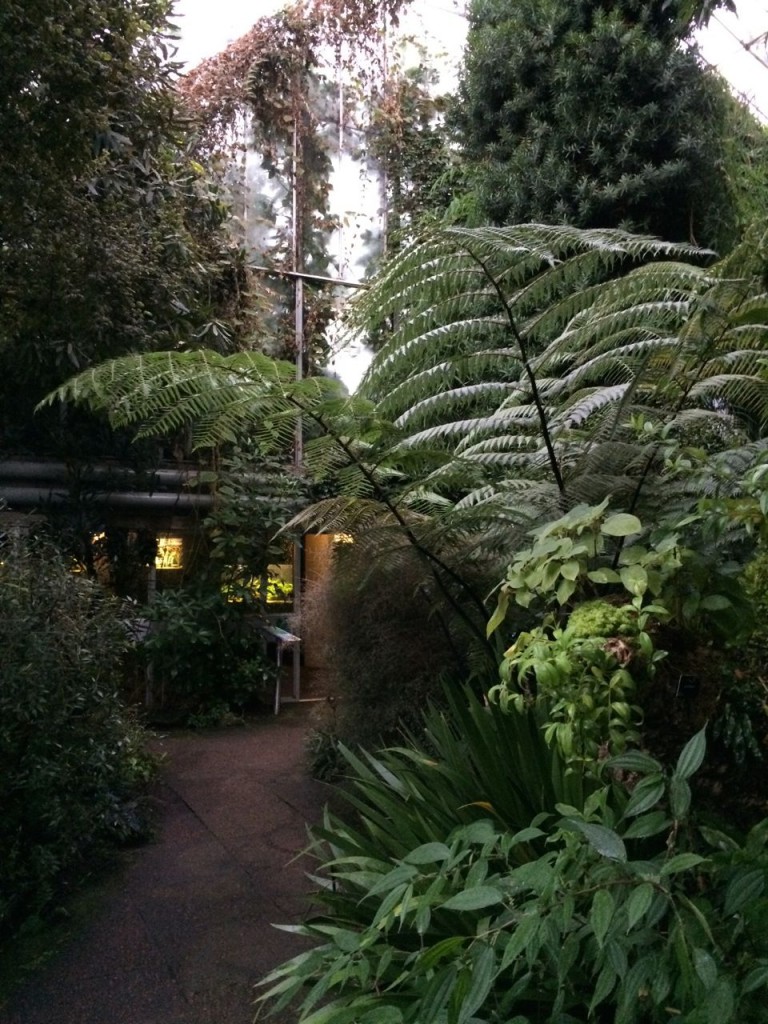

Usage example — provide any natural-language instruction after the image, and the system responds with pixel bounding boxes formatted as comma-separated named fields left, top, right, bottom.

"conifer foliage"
left=454, top=0, right=739, bottom=250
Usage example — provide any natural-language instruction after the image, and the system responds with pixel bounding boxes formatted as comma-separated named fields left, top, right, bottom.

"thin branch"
left=251, top=265, right=368, bottom=290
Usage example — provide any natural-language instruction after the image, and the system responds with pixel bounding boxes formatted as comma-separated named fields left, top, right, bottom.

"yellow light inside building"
left=221, top=563, right=294, bottom=605
left=265, top=563, right=293, bottom=604
left=332, top=533, right=354, bottom=545
left=155, top=535, right=183, bottom=570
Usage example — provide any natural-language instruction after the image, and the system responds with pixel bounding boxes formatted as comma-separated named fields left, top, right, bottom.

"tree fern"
left=42, top=224, right=768, bottom=645
left=43, top=349, right=355, bottom=453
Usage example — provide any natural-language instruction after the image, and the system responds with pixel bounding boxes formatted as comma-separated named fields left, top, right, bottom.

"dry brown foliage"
left=177, top=0, right=410, bottom=154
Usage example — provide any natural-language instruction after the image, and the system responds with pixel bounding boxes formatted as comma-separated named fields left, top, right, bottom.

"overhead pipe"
left=0, top=460, right=290, bottom=493
left=0, top=486, right=213, bottom=510
left=0, top=460, right=206, bottom=487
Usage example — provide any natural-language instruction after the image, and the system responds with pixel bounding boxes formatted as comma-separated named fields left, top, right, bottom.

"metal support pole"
left=293, top=276, right=304, bottom=701
left=292, top=104, right=304, bottom=703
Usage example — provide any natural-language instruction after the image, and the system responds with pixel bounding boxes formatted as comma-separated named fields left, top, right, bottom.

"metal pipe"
left=0, top=486, right=213, bottom=510
left=292, top=102, right=305, bottom=704
left=250, top=265, right=367, bottom=290
left=0, top=460, right=206, bottom=487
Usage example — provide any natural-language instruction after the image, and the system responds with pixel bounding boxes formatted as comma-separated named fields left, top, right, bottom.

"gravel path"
left=2, top=707, right=326, bottom=1024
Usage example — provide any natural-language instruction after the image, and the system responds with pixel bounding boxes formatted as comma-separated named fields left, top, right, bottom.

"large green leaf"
left=674, top=727, right=707, bottom=782
left=590, top=889, right=615, bottom=948
left=568, top=820, right=627, bottom=862
left=601, top=513, right=642, bottom=537
left=440, top=886, right=503, bottom=911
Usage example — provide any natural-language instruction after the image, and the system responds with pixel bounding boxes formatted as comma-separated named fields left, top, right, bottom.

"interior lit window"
left=221, top=562, right=294, bottom=605
left=332, top=533, right=354, bottom=545
left=265, top=562, right=293, bottom=604
left=155, top=535, right=183, bottom=570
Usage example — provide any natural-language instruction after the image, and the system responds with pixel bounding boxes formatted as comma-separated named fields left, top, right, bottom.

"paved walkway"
left=1, top=707, right=327, bottom=1024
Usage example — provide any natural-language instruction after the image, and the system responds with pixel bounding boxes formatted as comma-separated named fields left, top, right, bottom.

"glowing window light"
left=155, top=535, right=183, bottom=570
left=71, top=531, right=108, bottom=574
left=221, top=563, right=294, bottom=605
left=265, top=563, right=294, bottom=604
left=332, top=533, right=354, bottom=545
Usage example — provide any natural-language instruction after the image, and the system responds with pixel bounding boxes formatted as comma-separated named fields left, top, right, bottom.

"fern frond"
left=285, top=498, right=395, bottom=536
left=42, top=350, right=344, bottom=452
left=689, top=375, right=768, bottom=430
left=45, top=224, right=768, bottom=624
left=552, top=385, right=632, bottom=431
left=394, top=381, right=521, bottom=430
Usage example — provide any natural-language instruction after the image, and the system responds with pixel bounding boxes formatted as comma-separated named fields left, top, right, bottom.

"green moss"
left=567, top=599, right=635, bottom=639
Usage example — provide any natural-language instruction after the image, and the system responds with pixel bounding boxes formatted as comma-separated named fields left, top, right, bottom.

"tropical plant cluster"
left=133, top=449, right=307, bottom=725
left=49, top=216, right=768, bottom=1020
left=6, top=0, right=768, bottom=1013
left=253, top=212, right=768, bottom=1018
left=48, top=220, right=768, bottom=735
left=255, top=433, right=768, bottom=1022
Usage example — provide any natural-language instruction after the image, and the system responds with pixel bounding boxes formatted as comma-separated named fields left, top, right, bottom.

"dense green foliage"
left=137, top=449, right=305, bottom=724
left=367, top=63, right=456, bottom=256
left=712, top=549, right=768, bottom=769
left=453, top=0, right=741, bottom=250
left=140, top=587, right=277, bottom=726
left=43, top=223, right=768, bottom=548
left=721, top=93, right=768, bottom=238
left=0, top=536, right=152, bottom=933
left=44, top=208, right=768, bottom=1018
left=327, top=225, right=765, bottom=582
left=304, top=538, right=490, bottom=752
left=45, top=222, right=768, bottom=748
left=261, top=422, right=768, bottom=1019
left=260, top=714, right=768, bottom=1023
left=0, top=0, right=251, bottom=453
left=490, top=496, right=757, bottom=764
left=11, top=5, right=768, bottom=1015
left=261, top=462, right=768, bottom=1022
left=261, top=403, right=767, bottom=1020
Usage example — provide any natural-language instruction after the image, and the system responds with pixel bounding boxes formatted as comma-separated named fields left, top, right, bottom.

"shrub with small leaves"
left=567, top=600, right=637, bottom=640
left=489, top=499, right=758, bottom=765
left=0, top=535, right=153, bottom=933
left=493, top=620, right=647, bottom=763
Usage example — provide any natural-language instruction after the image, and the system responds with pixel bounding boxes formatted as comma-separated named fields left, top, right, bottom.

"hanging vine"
left=367, top=60, right=454, bottom=257
left=179, top=0, right=408, bottom=152
left=177, top=0, right=411, bottom=370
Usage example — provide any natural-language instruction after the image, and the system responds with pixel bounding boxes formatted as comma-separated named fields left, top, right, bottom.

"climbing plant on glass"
left=178, top=0, right=413, bottom=369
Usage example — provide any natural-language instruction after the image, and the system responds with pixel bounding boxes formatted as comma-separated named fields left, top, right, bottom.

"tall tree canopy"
left=453, top=0, right=741, bottom=250
left=0, top=0, right=251, bottom=453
